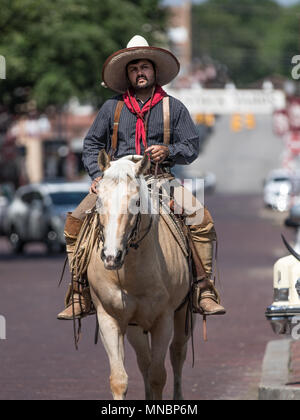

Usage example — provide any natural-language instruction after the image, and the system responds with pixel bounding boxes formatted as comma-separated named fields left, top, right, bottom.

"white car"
left=265, top=236, right=300, bottom=335
left=263, top=169, right=293, bottom=211
left=0, top=184, right=14, bottom=235
left=4, top=181, right=90, bottom=253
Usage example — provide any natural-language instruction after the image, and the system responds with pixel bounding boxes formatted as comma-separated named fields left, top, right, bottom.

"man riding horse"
left=57, top=35, right=226, bottom=321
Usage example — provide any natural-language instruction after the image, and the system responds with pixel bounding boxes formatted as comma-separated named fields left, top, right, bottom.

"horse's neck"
left=140, top=213, right=154, bottom=236
left=138, top=213, right=158, bottom=249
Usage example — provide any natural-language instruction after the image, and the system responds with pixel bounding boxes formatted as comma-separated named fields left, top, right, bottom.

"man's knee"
left=71, top=193, right=97, bottom=221
left=189, top=208, right=216, bottom=242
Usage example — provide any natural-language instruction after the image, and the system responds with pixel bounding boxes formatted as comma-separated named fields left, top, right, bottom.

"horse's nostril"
left=116, top=250, right=122, bottom=262
left=101, top=249, right=122, bottom=265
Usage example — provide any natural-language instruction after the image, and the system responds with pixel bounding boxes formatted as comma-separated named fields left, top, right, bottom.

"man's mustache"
left=136, top=75, right=148, bottom=82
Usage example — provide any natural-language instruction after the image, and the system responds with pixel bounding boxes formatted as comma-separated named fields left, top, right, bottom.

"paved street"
left=183, top=115, right=285, bottom=194
left=0, top=114, right=293, bottom=400
left=0, top=192, right=294, bottom=400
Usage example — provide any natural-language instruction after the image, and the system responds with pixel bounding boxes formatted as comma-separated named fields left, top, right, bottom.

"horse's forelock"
left=98, top=160, right=149, bottom=200
left=98, top=159, right=153, bottom=214
left=103, top=160, right=136, bottom=183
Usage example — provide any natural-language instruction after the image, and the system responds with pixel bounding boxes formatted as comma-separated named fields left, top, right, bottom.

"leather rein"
left=97, top=205, right=153, bottom=254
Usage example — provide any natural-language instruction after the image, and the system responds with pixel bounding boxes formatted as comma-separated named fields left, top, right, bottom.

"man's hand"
left=145, top=145, right=169, bottom=163
left=89, top=176, right=102, bottom=194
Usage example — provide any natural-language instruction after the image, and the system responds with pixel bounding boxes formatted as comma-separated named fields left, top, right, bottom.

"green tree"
left=192, top=0, right=299, bottom=86
left=0, top=0, right=166, bottom=113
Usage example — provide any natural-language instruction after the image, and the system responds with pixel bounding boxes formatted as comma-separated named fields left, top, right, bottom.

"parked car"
left=265, top=243, right=300, bottom=335
left=285, top=200, right=300, bottom=228
left=263, top=169, right=293, bottom=212
left=0, top=184, right=14, bottom=235
left=4, top=181, right=90, bottom=253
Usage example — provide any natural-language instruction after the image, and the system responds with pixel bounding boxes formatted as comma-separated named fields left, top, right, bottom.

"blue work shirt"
left=82, top=94, right=201, bottom=180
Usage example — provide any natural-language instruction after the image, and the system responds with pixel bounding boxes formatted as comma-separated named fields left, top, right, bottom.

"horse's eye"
left=136, top=199, right=140, bottom=207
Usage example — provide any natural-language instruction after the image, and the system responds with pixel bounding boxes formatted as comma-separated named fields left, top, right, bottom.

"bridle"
left=97, top=200, right=153, bottom=255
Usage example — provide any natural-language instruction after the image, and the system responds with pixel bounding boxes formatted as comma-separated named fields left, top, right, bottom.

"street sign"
left=194, top=113, right=215, bottom=126
left=230, top=114, right=242, bottom=132
left=166, top=88, right=286, bottom=115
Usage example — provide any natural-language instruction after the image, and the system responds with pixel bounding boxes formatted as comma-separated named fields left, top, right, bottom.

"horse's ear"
left=98, top=149, right=111, bottom=172
left=135, top=154, right=150, bottom=176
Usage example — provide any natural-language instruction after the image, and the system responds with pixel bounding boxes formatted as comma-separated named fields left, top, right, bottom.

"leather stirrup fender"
left=64, top=212, right=83, bottom=238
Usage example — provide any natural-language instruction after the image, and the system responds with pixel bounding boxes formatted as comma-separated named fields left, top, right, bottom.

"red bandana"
left=123, top=85, right=167, bottom=155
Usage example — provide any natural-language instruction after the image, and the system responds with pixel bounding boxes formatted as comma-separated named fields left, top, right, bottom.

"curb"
left=259, top=339, right=300, bottom=400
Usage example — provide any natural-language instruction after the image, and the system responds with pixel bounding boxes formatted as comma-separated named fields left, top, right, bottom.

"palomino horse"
left=87, top=150, right=194, bottom=400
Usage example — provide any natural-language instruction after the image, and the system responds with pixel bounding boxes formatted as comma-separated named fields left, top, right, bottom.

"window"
left=49, top=191, right=87, bottom=206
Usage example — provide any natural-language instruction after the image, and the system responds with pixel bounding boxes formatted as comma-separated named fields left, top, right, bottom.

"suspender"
left=110, top=100, right=124, bottom=159
left=110, top=95, right=170, bottom=158
left=162, top=96, right=170, bottom=146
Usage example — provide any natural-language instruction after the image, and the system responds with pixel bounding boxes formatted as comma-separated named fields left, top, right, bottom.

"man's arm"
left=167, top=99, right=201, bottom=165
left=82, top=100, right=112, bottom=180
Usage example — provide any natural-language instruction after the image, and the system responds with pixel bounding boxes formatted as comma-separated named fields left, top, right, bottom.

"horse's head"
left=96, top=150, right=151, bottom=270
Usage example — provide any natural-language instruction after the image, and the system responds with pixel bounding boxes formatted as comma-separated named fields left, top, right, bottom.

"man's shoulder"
left=102, top=94, right=123, bottom=106
left=99, top=95, right=123, bottom=113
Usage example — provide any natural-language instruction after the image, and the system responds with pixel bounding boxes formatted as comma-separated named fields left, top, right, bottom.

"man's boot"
left=192, top=241, right=226, bottom=316
left=57, top=213, right=93, bottom=320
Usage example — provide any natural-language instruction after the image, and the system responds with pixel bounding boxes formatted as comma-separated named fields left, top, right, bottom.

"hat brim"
left=102, top=47, right=180, bottom=93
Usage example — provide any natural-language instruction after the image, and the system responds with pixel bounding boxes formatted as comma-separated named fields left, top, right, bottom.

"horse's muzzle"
left=101, top=248, right=124, bottom=270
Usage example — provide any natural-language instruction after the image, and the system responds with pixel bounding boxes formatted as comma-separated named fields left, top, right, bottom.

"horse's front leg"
left=170, top=302, right=195, bottom=400
left=127, top=326, right=152, bottom=400
left=96, top=306, right=128, bottom=400
left=149, top=310, right=174, bottom=400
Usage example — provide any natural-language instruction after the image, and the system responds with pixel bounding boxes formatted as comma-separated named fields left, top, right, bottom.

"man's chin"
left=134, top=82, right=155, bottom=91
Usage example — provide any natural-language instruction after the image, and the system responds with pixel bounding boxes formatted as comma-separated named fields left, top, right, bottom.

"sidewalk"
left=259, top=339, right=300, bottom=400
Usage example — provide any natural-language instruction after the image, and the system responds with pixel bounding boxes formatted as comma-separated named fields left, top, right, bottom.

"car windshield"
left=49, top=191, right=87, bottom=206
left=272, top=177, right=290, bottom=183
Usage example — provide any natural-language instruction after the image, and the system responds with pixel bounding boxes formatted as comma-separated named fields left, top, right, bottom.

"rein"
left=97, top=209, right=153, bottom=253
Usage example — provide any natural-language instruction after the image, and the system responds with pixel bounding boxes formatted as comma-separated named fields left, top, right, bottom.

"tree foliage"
left=0, top=0, right=166, bottom=113
left=192, top=0, right=300, bottom=86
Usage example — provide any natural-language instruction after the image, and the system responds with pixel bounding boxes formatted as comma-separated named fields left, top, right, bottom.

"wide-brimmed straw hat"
left=102, top=35, right=180, bottom=93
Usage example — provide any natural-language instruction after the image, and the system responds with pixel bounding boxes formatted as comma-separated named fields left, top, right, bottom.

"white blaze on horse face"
left=104, top=182, right=127, bottom=258
left=100, top=177, right=139, bottom=259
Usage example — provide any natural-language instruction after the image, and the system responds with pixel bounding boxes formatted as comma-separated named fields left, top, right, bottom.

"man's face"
left=127, top=59, right=155, bottom=91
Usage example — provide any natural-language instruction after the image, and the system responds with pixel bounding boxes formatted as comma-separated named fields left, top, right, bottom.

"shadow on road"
left=0, top=252, right=65, bottom=262
left=0, top=236, right=65, bottom=262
